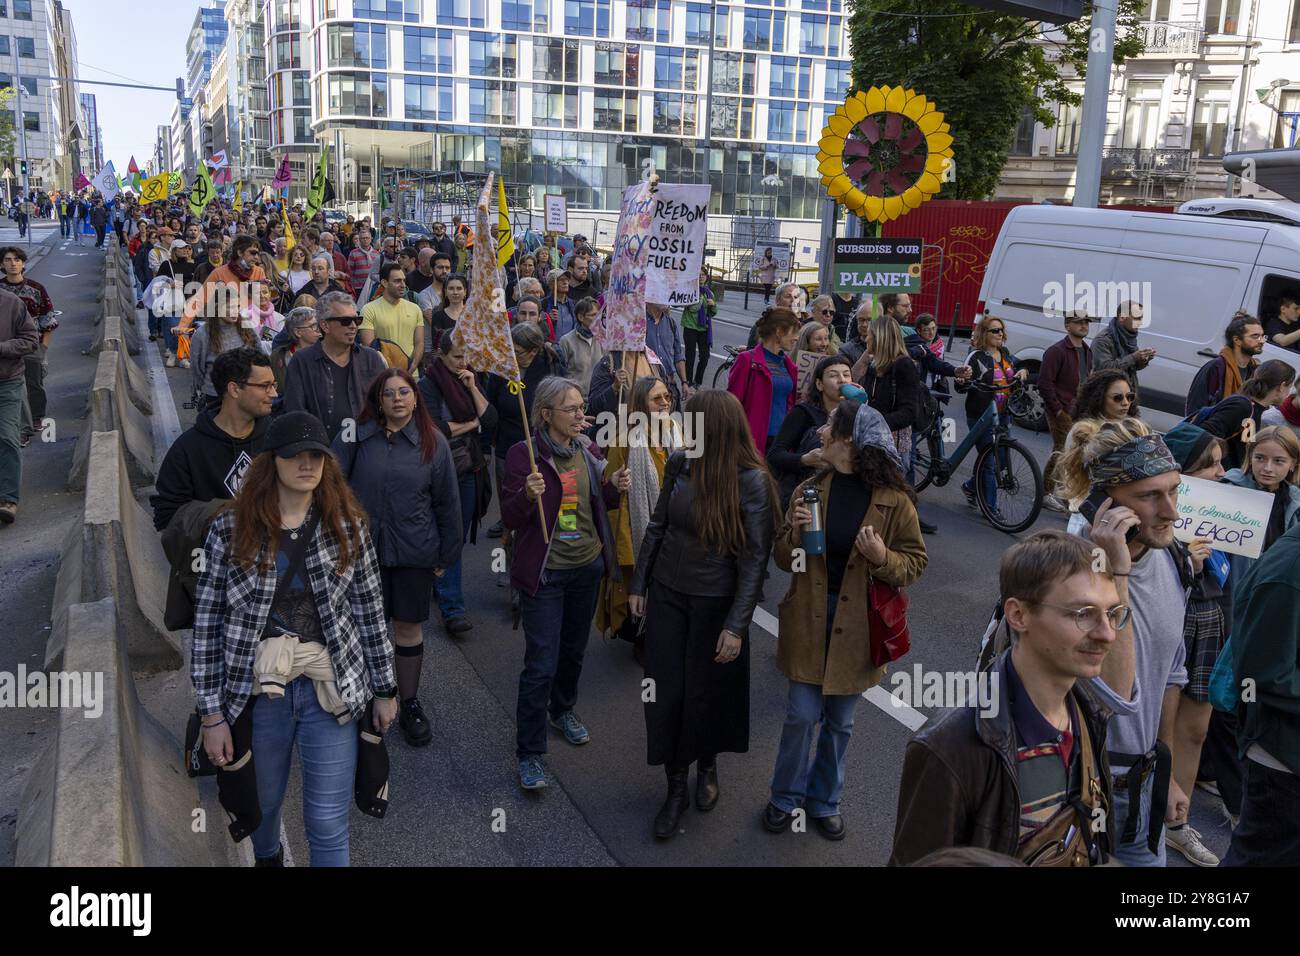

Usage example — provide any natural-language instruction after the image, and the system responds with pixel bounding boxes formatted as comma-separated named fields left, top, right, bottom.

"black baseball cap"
left=264, top=411, right=332, bottom=459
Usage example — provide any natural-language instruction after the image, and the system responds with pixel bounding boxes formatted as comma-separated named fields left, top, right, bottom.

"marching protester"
left=333, top=370, right=462, bottom=746
left=852, top=316, right=924, bottom=508
left=190, top=294, right=265, bottom=404
left=1037, top=310, right=1093, bottom=512
left=347, top=227, right=380, bottom=300
left=747, top=282, right=805, bottom=346
left=1185, top=312, right=1265, bottom=415
left=406, top=247, right=441, bottom=297
left=281, top=292, right=388, bottom=443
left=807, top=296, right=844, bottom=354
left=681, top=267, right=717, bottom=389
left=418, top=330, right=497, bottom=636
left=756, top=247, right=778, bottom=304
left=282, top=246, right=313, bottom=296
left=359, top=263, right=424, bottom=374
left=566, top=250, right=602, bottom=303
left=427, top=273, right=468, bottom=340
left=957, top=314, right=1028, bottom=518
left=178, top=234, right=268, bottom=337
left=646, top=302, right=691, bottom=408
left=1092, top=301, right=1154, bottom=405
left=1, top=247, right=55, bottom=446
left=891, top=531, right=1116, bottom=865
left=193, top=411, right=398, bottom=866
left=766, top=399, right=926, bottom=841
left=628, top=389, right=779, bottom=840
left=794, top=320, right=833, bottom=367
left=767, top=354, right=853, bottom=506
left=90, top=198, right=110, bottom=248
left=1057, top=418, right=1190, bottom=866
left=543, top=269, right=576, bottom=340
left=726, top=306, right=800, bottom=454
left=595, top=376, right=680, bottom=664
left=0, top=290, right=37, bottom=523
left=303, top=255, right=347, bottom=301
left=502, top=377, right=631, bottom=790
left=1068, top=368, right=1136, bottom=431
left=147, top=240, right=195, bottom=367
left=506, top=253, right=537, bottom=306
left=269, top=307, right=321, bottom=393
left=558, top=297, right=603, bottom=396
left=838, top=300, right=872, bottom=366
left=1192, top=359, right=1295, bottom=471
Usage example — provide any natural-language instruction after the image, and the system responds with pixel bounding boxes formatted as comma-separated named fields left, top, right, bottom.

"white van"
left=978, top=199, right=1300, bottom=431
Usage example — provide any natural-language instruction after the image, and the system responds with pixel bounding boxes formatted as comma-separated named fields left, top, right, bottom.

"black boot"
left=653, top=766, right=690, bottom=840
left=254, top=844, right=284, bottom=867
left=695, top=756, right=719, bottom=811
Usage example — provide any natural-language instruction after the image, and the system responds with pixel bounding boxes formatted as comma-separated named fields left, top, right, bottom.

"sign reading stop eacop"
left=1173, top=474, right=1273, bottom=559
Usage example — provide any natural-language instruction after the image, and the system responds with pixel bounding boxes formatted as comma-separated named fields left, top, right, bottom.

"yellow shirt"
left=360, top=296, right=424, bottom=361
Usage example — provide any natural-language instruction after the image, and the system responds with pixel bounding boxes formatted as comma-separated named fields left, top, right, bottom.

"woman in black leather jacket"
left=628, top=389, right=781, bottom=841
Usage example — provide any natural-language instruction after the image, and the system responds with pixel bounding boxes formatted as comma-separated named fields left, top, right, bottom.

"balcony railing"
left=1101, top=147, right=1193, bottom=178
left=1137, top=20, right=1203, bottom=55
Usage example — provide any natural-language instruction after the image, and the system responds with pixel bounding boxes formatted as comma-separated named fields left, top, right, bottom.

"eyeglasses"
left=237, top=380, right=278, bottom=393
left=1032, top=602, right=1132, bottom=632
left=295, top=323, right=320, bottom=333
left=555, top=403, right=587, bottom=416
left=382, top=387, right=414, bottom=400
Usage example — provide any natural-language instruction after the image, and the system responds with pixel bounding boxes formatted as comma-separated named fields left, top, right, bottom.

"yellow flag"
left=233, top=181, right=244, bottom=214
left=189, top=164, right=215, bottom=219
left=139, top=172, right=169, bottom=204
left=497, top=177, right=515, bottom=269
left=283, top=206, right=295, bottom=251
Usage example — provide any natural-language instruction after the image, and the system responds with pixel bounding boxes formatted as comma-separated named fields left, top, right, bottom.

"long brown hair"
left=686, top=389, right=782, bottom=554
left=229, top=451, right=369, bottom=573
left=358, top=368, right=441, bottom=464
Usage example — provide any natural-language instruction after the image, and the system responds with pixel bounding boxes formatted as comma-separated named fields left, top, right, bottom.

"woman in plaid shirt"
left=192, top=411, right=398, bottom=867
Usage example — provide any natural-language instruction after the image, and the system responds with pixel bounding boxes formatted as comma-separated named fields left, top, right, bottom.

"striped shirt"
left=348, top=247, right=381, bottom=299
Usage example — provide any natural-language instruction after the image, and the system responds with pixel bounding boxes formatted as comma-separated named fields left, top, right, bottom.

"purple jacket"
left=502, top=432, right=622, bottom=596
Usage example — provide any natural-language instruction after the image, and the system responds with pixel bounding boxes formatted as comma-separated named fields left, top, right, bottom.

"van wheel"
left=1009, top=376, right=1047, bottom=433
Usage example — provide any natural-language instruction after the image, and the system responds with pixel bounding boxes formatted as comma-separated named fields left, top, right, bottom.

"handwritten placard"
left=1173, top=474, right=1273, bottom=559
left=796, top=349, right=821, bottom=398
left=645, top=184, right=711, bottom=307
left=594, top=182, right=654, bottom=353
left=544, top=193, right=568, bottom=234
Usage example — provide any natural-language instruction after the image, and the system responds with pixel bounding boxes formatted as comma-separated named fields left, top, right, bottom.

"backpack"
left=160, top=499, right=226, bottom=630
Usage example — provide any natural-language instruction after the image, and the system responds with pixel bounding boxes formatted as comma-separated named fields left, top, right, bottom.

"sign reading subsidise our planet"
left=832, top=237, right=924, bottom=294
left=1173, top=474, right=1273, bottom=559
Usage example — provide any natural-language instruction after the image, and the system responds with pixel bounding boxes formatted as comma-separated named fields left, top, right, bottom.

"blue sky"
left=61, top=0, right=203, bottom=171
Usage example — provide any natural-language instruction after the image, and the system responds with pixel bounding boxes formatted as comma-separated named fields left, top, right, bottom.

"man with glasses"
left=891, top=531, right=1118, bottom=865
left=151, top=347, right=276, bottom=532
left=1038, top=309, right=1093, bottom=512
left=282, top=291, right=388, bottom=442
left=430, top=222, right=455, bottom=260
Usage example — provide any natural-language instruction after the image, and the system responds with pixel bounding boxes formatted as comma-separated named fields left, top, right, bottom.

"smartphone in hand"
left=1078, top=486, right=1139, bottom=543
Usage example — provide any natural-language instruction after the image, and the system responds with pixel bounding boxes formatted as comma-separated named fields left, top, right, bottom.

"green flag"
left=189, top=164, right=215, bottom=219
left=168, top=171, right=184, bottom=195
left=379, top=181, right=391, bottom=211
left=305, top=144, right=330, bottom=220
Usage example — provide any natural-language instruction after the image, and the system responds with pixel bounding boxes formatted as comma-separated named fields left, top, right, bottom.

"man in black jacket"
left=892, top=531, right=1117, bottom=865
left=151, top=348, right=275, bottom=531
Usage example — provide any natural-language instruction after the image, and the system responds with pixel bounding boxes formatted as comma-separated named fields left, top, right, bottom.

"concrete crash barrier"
left=103, top=271, right=143, bottom=355
left=85, top=315, right=152, bottom=415
left=68, top=352, right=156, bottom=491
left=50, top=430, right=180, bottom=673
left=16, top=598, right=211, bottom=867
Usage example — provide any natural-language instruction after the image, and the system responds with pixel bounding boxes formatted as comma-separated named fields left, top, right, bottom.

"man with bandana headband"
left=1059, top=418, right=1194, bottom=866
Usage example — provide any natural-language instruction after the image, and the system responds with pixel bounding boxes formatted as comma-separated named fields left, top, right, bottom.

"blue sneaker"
left=518, top=756, right=548, bottom=790
left=549, top=709, right=591, bottom=746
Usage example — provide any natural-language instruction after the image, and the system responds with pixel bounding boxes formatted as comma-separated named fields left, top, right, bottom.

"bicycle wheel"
left=973, top=438, right=1043, bottom=534
left=712, top=359, right=733, bottom=389
left=912, top=424, right=941, bottom=492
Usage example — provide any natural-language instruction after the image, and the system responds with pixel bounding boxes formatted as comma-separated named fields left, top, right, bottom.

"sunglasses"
left=327, top=316, right=359, bottom=327
left=1111, top=393, right=1135, bottom=403
left=986, top=327, right=1005, bottom=334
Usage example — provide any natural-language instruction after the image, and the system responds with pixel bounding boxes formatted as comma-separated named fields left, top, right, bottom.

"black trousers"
left=683, top=327, right=709, bottom=387
left=93, top=223, right=107, bottom=247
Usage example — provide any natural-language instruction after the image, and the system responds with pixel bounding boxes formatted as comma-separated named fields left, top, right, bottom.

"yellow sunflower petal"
left=854, top=90, right=871, bottom=106
left=864, top=86, right=887, bottom=114
left=937, top=122, right=951, bottom=133
left=926, top=132, right=954, bottom=153
left=917, top=111, right=945, bottom=135
left=843, top=186, right=868, bottom=215
left=884, top=86, right=907, bottom=114
left=827, top=113, right=853, bottom=138
left=901, top=187, right=925, bottom=210
left=924, top=154, right=948, bottom=175
left=843, top=96, right=867, bottom=124
left=914, top=171, right=942, bottom=195
left=826, top=175, right=853, bottom=199
left=818, top=156, right=844, bottom=178
left=902, top=95, right=929, bottom=122
left=883, top=196, right=905, bottom=220
left=862, top=195, right=885, bottom=222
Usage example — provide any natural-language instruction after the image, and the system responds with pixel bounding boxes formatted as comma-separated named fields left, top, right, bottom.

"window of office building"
left=470, top=33, right=517, bottom=77
left=502, top=0, right=548, bottom=32
left=800, top=0, right=841, bottom=11
left=799, top=14, right=840, bottom=56
left=275, top=35, right=301, bottom=67
left=824, top=59, right=850, bottom=102
left=714, top=51, right=758, bottom=95
left=711, top=96, right=739, bottom=137
left=437, top=0, right=485, bottom=28
left=767, top=101, right=809, bottom=141
left=769, top=56, right=810, bottom=98
left=686, top=4, right=729, bottom=46
left=293, top=72, right=311, bottom=106
left=533, top=84, right=579, bottom=128
left=534, top=38, right=579, bottom=83
left=1121, top=79, right=1163, bottom=148
left=1191, top=81, right=1232, bottom=157
left=1008, top=104, right=1035, bottom=156
left=1203, top=0, right=1241, bottom=35
left=653, top=92, right=698, bottom=136
left=1056, top=93, right=1082, bottom=155
left=627, top=0, right=671, bottom=43
left=595, top=89, right=639, bottom=131
left=406, top=75, right=453, bottom=120
left=23, top=110, right=37, bottom=131
left=566, top=0, right=611, bottom=37
left=744, top=8, right=785, bottom=51
left=327, top=72, right=387, bottom=117
left=470, top=79, right=517, bottom=124
left=0, top=38, right=8, bottom=57
left=654, top=49, right=700, bottom=91
left=14, top=0, right=32, bottom=20
left=404, top=27, right=453, bottom=71
left=16, top=36, right=34, bottom=58
left=354, top=0, right=420, bottom=22
left=595, top=42, right=640, bottom=86
left=328, top=24, right=388, bottom=68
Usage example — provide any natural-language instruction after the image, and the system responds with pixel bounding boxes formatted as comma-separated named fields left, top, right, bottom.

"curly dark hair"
left=813, top=398, right=916, bottom=503
left=1070, top=369, right=1135, bottom=422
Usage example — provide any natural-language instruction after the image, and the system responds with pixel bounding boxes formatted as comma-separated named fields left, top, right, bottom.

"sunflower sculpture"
left=817, top=85, right=954, bottom=224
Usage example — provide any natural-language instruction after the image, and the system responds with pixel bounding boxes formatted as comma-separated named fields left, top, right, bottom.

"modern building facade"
left=999, top=1, right=1300, bottom=204
left=224, top=0, right=274, bottom=183
left=81, top=91, right=101, bottom=173
left=172, top=97, right=195, bottom=176
left=188, top=2, right=230, bottom=166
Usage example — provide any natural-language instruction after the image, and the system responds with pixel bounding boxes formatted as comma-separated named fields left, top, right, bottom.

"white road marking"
left=748, top=606, right=927, bottom=731
left=51, top=273, right=76, bottom=278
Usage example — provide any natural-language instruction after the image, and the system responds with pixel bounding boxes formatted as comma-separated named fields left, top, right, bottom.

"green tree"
left=0, top=86, right=16, bottom=173
left=845, top=0, right=1147, bottom=200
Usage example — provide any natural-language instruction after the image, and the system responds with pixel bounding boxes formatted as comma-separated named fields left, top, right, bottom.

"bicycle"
left=711, top=343, right=744, bottom=389
left=911, top=380, right=1044, bottom=534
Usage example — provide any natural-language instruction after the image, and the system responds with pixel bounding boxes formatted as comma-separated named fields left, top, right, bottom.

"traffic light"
left=19, top=160, right=27, bottom=177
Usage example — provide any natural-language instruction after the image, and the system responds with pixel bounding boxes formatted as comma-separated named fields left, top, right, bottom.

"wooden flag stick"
left=515, top=386, right=550, bottom=544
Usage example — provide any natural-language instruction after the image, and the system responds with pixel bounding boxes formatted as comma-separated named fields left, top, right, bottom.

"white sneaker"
left=1165, top=825, right=1220, bottom=867
left=1042, top=494, right=1068, bottom=513
left=180, top=359, right=191, bottom=369
left=165, top=351, right=176, bottom=368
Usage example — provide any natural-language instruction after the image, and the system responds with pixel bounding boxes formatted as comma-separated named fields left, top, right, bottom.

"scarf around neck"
left=1280, top=393, right=1300, bottom=427
left=1108, top=316, right=1138, bottom=356
left=428, top=357, right=477, bottom=422
left=1219, top=346, right=1254, bottom=401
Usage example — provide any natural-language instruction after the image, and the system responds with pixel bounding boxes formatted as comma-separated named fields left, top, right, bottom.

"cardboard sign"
left=594, top=181, right=654, bottom=352
left=833, top=237, right=923, bottom=294
left=645, top=184, right=711, bottom=307
left=1173, top=474, right=1273, bottom=559
left=795, top=349, right=821, bottom=398
left=544, top=193, right=568, bottom=234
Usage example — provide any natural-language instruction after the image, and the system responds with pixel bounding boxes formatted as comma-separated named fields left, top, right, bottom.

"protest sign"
left=833, top=237, right=923, bottom=294
left=1173, top=474, right=1272, bottom=559
left=645, top=184, right=710, bottom=307
left=594, top=181, right=654, bottom=353
left=544, top=193, right=568, bottom=234
left=752, top=241, right=791, bottom=283
left=796, top=350, right=821, bottom=397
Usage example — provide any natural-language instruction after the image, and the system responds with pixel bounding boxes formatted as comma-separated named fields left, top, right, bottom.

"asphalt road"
left=2, top=260, right=1232, bottom=867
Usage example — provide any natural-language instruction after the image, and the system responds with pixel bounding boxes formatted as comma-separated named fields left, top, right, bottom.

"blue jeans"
left=515, top=556, right=605, bottom=758
left=1223, top=757, right=1300, bottom=866
left=251, top=676, right=358, bottom=867
left=0, top=378, right=24, bottom=503
left=434, top=472, right=478, bottom=620
left=1109, top=768, right=1166, bottom=867
left=59, top=214, right=70, bottom=238
left=768, top=591, right=860, bottom=817
left=962, top=410, right=1010, bottom=511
